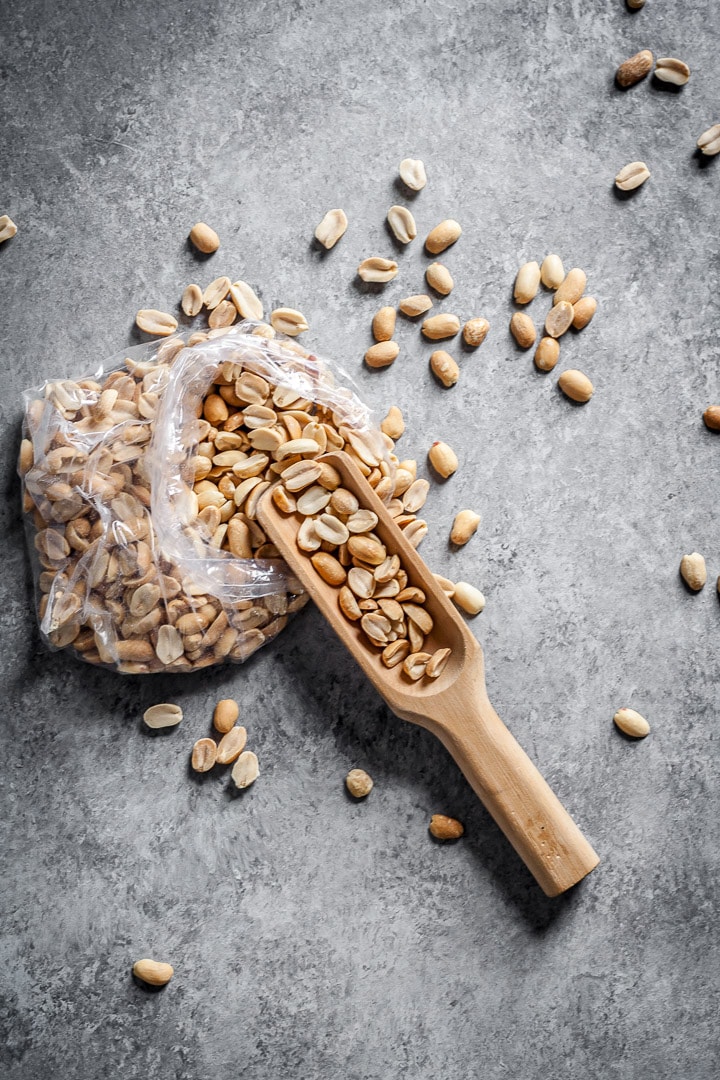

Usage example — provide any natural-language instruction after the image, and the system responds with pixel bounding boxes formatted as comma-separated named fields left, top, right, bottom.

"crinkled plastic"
left=18, top=323, right=395, bottom=673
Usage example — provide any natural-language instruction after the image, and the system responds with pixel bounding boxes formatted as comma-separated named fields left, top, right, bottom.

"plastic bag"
left=18, top=323, right=396, bottom=673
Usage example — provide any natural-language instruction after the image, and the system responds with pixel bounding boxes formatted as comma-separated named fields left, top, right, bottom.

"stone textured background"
left=1, top=1, right=719, bottom=1077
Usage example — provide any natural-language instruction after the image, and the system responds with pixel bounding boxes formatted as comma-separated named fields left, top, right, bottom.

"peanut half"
left=0, top=214, right=18, bottom=243
left=680, top=552, right=706, bottom=591
left=203, top=277, right=231, bottom=309
left=270, top=308, right=309, bottom=336
left=399, top=158, right=427, bottom=190
left=697, top=125, right=720, bottom=157
left=387, top=205, right=417, bottom=244
left=135, top=310, right=179, bottom=337
left=545, top=301, right=574, bottom=339
left=189, top=222, right=220, bottom=253
left=615, top=162, right=650, bottom=191
left=381, top=406, right=405, bottom=440
left=229, top=280, right=264, bottom=321
left=143, top=703, right=183, bottom=729
left=232, top=749, right=259, bottom=788
left=616, top=49, right=653, bottom=87
left=613, top=708, right=650, bottom=738
left=655, top=57, right=690, bottom=86
left=358, top=257, right=399, bottom=283
left=192, top=738, right=218, bottom=772
left=425, top=219, right=461, bottom=255
left=314, top=208, right=348, bottom=249
left=181, top=284, right=203, bottom=317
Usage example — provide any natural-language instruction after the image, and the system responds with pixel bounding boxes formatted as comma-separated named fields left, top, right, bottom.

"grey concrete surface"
left=1, top=1, right=719, bottom=1077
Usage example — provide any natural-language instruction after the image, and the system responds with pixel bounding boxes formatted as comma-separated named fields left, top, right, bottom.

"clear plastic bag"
left=18, top=324, right=396, bottom=673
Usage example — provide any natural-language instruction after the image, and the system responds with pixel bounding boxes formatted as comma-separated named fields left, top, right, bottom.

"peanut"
left=0, top=214, right=18, bottom=242
left=572, top=297, right=597, bottom=330
left=314, top=208, right=348, bottom=249
left=181, top=284, right=203, bottom=317
left=680, top=552, right=706, bottom=591
left=358, top=257, right=399, bottom=283
left=545, top=301, right=574, bottom=339
left=189, top=222, right=220, bottom=253
left=135, top=310, right=178, bottom=337
left=558, top=369, right=594, bottom=403
left=429, top=814, right=464, bottom=840
left=365, top=341, right=400, bottom=368
left=132, top=959, right=174, bottom=986
left=554, top=268, right=587, bottom=306
left=428, top=440, right=458, bottom=478
left=510, top=312, right=536, bottom=349
left=425, top=220, right=462, bottom=255
left=534, top=337, right=560, bottom=371
left=192, top=738, right=217, bottom=772
left=203, top=276, right=231, bottom=309
left=615, top=162, right=650, bottom=191
left=421, top=314, right=460, bottom=341
left=514, top=261, right=541, bottom=304
left=613, top=708, right=650, bottom=738
left=372, top=306, right=396, bottom=341
left=697, top=125, right=720, bottom=157
left=655, top=57, right=690, bottom=86
left=399, top=294, right=433, bottom=317
left=208, top=300, right=237, bottom=329
left=399, top=158, right=427, bottom=190
left=270, top=308, right=309, bottom=336
left=462, top=317, right=490, bottom=347
left=387, top=205, right=417, bottom=244
left=450, top=510, right=480, bottom=546
left=540, top=254, right=565, bottom=289
left=702, top=407, right=720, bottom=431
left=626, top=0, right=645, bottom=8
left=452, top=582, right=485, bottom=615
left=381, top=406, right=405, bottom=440
left=231, top=749, right=259, bottom=788
left=213, top=698, right=239, bottom=733
left=216, top=725, right=248, bottom=764
left=229, top=280, right=264, bottom=321
left=430, top=350, right=459, bottom=388
left=616, top=49, right=653, bottom=87
left=143, top=703, right=183, bottom=729
left=345, top=768, right=373, bottom=797
left=426, top=262, right=454, bottom=296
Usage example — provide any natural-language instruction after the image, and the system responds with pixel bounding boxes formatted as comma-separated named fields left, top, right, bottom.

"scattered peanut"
left=387, top=205, right=417, bottom=244
left=426, top=262, right=454, bottom=296
left=540, top=254, right=565, bottom=290
left=189, top=222, right=220, bottom=253
left=203, top=277, right=231, bottom=310
left=229, top=280, right=264, bottom=321
left=450, top=510, right=480, bottom=546
left=231, top=749, right=259, bottom=788
left=192, top=738, right=218, bottom=772
left=399, top=158, right=427, bottom=190
left=181, top=284, right=203, bottom=317
left=514, top=261, right=541, bottom=304
left=428, top=440, right=458, bottom=478
left=626, top=0, right=646, bottom=8
left=702, top=406, right=720, bottom=431
left=270, top=308, right=309, bottom=336
left=365, top=341, right=400, bottom=368
left=613, top=708, right=650, bottom=738
left=143, top=703, right=183, bottom=729
left=697, top=125, right=720, bottom=157
left=655, top=57, right=690, bottom=86
left=132, top=959, right=174, bottom=986
left=135, top=309, right=179, bottom=337
left=358, top=257, right=399, bottom=283
left=534, top=337, right=560, bottom=371
left=208, top=300, right=237, bottom=329
left=616, top=49, right=653, bottom=87
left=545, top=301, right=574, bottom=339
left=510, top=312, right=536, bottom=349
left=372, top=306, right=396, bottom=342
left=429, top=814, right=464, bottom=840
left=216, top=725, right=248, bottom=764
left=558, top=369, right=594, bottom=403
left=314, top=208, right=348, bottom=249
left=421, top=314, right=461, bottom=340
left=572, top=297, right=597, bottom=330
left=554, top=268, right=587, bottom=306
left=213, top=698, right=239, bottom=733
left=680, top=552, right=706, bottom=591
left=0, top=214, right=18, bottom=243
left=425, top=219, right=462, bottom=255
left=615, top=162, right=651, bottom=191
left=452, top=582, right=485, bottom=615
left=462, top=317, right=490, bottom=347
left=399, top=294, right=433, bottom=317
left=381, top=406, right=405, bottom=440
left=430, top=350, right=459, bottom=388
left=346, top=768, right=373, bottom=797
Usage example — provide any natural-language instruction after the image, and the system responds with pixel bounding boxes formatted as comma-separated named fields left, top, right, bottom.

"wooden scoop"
left=257, top=451, right=599, bottom=896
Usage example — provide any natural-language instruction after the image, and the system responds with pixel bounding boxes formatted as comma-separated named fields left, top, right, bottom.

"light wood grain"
left=257, top=451, right=599, bottom=896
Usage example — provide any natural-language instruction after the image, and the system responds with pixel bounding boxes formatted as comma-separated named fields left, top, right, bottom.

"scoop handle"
left=425, top=685, right=599, bottom=896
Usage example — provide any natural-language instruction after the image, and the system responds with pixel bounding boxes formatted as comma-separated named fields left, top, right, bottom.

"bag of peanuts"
left=18, top=324, right=396, bottom=673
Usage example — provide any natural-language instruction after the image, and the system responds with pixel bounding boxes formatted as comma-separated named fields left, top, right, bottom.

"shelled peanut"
left=273, top=468, right=451, bottom=683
